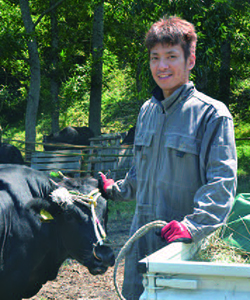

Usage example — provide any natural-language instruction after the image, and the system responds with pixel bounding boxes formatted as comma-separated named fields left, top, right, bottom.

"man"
left=99, top=16, right=237, bottom=300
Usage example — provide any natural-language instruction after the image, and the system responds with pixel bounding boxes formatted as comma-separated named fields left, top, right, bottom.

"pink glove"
left=161, top=220, right=192, bottom=244
left=98, top=172, right=114, bottom=193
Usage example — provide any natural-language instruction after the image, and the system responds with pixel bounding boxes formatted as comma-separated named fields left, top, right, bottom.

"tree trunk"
left=219, top=41, right=231, bottom=107
left=19, top=0, right=41, bottom=161
left=50, top=0, right=60, bottom=133
left=89, top=1, right=104, bottom=137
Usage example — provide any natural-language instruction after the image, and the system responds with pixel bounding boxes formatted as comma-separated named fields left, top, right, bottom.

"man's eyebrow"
left=164, top=49, right=179, bottom=54
left=150, top=49, right=178, bottom=55
left=167, top=50, right=178, bottom=54
left=150, top=51, right=159, bottom=55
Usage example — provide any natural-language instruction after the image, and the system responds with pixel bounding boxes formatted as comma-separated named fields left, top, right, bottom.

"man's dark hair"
left=145, top=16, right=197, bottom=61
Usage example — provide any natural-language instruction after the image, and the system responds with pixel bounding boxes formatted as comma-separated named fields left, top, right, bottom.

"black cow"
left=116, top=126, right=135, bottom=179
left=43, top=126, right=94, bottom=151
left=121, top=126, right=135, bottom=145
left=0, top=165, right=115, bottom=300
left=0, top=143, right=24, bottom=164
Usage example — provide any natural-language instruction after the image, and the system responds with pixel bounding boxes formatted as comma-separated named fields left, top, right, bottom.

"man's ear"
left=187, top=53, right=196, bottom=71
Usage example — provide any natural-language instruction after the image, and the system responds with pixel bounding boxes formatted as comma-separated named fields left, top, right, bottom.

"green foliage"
left=101, top=51, right=140, bottom=132
left=108, top=199, right=136, bottom=221
left=230, top=79, right=250, bottom=124
left=0, top=0, right=27, bottom=127
left=104, top=0, right=250, bottom=103
left=0, top=0, right=24, bottom=59
left=0, top=84, right=24, bottom=126
left=233, top=122, right=250, bottom=193
left=237, top=145, right=250, bottom=175
left=56, top=50, right=140, bottom=134
left=235, top=121, right=250, bottom=141
left=236, top=144, right=250, bottom=194
left=0, top=0, right=249, bottom=142
left=60, top=62, right=91, bottom=116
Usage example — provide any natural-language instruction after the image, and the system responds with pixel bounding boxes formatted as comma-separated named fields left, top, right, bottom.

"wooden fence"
left=2, top=134, right=133, bottom=180
left=4, top=135, right=250, bottom=180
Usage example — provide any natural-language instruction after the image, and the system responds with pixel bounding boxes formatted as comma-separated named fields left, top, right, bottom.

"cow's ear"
left=25, top=198, right=59, bottom=222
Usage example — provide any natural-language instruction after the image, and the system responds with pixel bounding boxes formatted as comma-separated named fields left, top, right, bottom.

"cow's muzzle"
left=89, top=242, right=115, bottom=275
left=93, top=242, right=115, bottom=267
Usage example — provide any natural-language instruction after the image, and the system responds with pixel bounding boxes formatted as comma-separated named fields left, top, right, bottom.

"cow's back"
left=0, top=164, right=51, bottom=204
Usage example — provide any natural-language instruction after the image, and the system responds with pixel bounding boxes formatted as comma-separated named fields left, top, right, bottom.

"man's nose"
left=158, top=58, right=169, bottom=69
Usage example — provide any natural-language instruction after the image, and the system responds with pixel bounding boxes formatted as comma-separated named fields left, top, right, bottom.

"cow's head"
left=30, top=176, right=115, bottom=275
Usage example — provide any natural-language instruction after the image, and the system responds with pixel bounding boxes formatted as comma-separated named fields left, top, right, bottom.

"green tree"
left=50, top=0, right=60, bottom=133
left=89, top=0, right=104, bottom=136
left=1, top=0, right=250, bottom=141
left=0, top=1, right=26, bottom=127
left=104, top=0, right=249, bottom=108
left=19, top=0, right=41, bottom=158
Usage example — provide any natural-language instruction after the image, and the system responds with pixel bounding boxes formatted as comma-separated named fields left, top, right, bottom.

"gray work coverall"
left=109, top=82, right=237, bottom=300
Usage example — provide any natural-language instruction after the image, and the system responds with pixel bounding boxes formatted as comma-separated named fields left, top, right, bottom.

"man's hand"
left=161, top=220, right=192, bottom=244
left=98, top=172, right=114, bottom=199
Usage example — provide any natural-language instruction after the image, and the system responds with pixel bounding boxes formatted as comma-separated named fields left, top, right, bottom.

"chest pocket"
left=135, top=132, right=153, bottom=148
left=164, top=134, right=200, bottom=156
left=163, top=134, right=201, bottom=187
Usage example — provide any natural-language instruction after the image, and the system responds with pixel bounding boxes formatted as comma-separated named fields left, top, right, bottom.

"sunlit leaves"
left=0, top=0, right=250, bottom=130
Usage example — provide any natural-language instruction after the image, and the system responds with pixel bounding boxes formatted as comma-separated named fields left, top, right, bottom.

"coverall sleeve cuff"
left=181, top=219, right=199, bottom=242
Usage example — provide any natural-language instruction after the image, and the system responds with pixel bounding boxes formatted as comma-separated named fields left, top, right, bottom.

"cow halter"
left=70, top=188, right=107, bottom=245
left=69, top=188, right=110, bottom=262
left=50, top=177, right=110, bottom=261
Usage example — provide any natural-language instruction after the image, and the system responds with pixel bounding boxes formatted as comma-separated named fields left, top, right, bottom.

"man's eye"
left=151, top=57, right=158, bottom=61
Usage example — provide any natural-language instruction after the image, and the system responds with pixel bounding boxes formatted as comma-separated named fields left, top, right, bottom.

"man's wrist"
left=105, top=185, right=114, bottom=200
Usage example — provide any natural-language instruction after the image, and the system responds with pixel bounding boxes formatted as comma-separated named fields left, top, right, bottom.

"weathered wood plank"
left=31, top=150, right=82, bottom=176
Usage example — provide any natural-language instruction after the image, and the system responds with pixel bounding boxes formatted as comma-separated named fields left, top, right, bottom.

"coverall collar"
left=152, top=82, right=195, bottom=112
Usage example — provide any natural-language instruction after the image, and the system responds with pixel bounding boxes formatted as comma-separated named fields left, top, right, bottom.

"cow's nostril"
left=93, top=246, right=115, bottom=267
left=93, top=247, right=102, bottom=261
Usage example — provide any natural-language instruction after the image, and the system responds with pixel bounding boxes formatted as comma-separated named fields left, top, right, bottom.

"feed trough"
left=138, top=242, right=250, bottom=300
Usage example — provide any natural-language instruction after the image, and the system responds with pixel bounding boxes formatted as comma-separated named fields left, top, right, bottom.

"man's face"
left=150, top=43, right=195, bottom=98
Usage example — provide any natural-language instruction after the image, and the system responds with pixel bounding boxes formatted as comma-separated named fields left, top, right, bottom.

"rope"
left=51, top=178, right=108, bottom=246
left=70, top=188, right=108, bottom=245
left=113, top=220, right=167, bottom=300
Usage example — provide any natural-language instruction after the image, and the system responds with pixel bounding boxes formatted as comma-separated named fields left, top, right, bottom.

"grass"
left=195, top=229, right=250, bottom=264
left=108, top=199, right=136, bottom=222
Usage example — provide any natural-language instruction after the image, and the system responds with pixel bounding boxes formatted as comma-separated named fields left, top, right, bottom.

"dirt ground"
left=28, top=214, right=133, bottom=300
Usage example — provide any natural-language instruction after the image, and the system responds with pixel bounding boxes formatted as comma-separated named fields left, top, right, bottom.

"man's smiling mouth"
left=158, top=74, right=172, bottom=78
